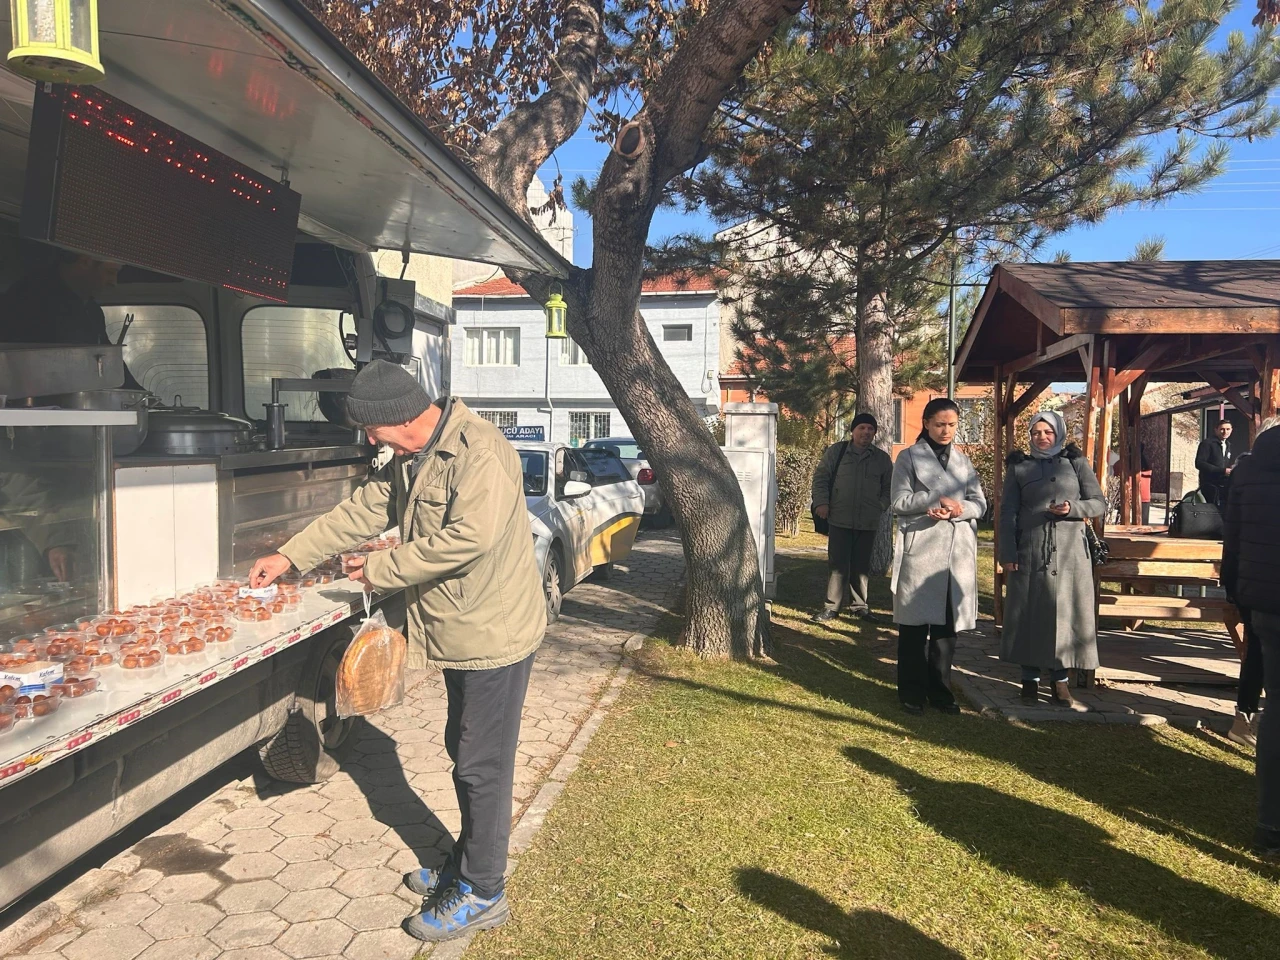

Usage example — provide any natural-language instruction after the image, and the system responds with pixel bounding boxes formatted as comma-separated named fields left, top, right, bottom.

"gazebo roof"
left=956, top=261, right=1280, bottom=385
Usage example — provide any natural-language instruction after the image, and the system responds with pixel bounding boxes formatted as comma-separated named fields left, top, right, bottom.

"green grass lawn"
left=468, top=551, right=1276, bottom=960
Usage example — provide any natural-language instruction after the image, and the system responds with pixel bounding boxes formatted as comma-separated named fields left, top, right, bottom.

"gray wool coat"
left=998, top=446, right=1107, bottom=671
left=890, top=441, right=987, bottom=630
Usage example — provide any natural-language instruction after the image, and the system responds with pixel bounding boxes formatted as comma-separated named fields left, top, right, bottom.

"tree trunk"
left=857, top=281, right=896, bottom=576
left=580, top=272, right=770, bottom=660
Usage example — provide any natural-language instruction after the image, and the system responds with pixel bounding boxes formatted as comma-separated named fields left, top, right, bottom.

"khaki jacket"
left=811, top=442, right=893, bottom=531
left=280, top=400, right=545, bottom=671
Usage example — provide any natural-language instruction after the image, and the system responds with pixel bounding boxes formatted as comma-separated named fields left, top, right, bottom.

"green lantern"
left=544, top=285, right=568, bottom=340
left=8, top=0, right=104, bottom=84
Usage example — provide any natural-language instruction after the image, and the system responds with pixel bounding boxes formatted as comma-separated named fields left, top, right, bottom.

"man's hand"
left=814, top=504, right=830, bottom=520
left=249, top=553, right=293, bottom=589
left=46, top=546, right=73, bottom=582
left=345, top=555, right=372, bottom=589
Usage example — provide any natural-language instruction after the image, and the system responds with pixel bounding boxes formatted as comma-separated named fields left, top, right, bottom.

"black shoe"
left=811, top=610, right=840, bottom=624
left=900, top=701, right=925, bottom=715
left=931, top=701, right=961, bottom=715
left=1020, top=680, right=1039, bottom=705
left=854, top=609, right=883, bottom=624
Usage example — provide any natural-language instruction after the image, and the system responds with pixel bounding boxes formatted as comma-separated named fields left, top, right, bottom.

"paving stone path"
left=8, top=532, right=684, bottom=960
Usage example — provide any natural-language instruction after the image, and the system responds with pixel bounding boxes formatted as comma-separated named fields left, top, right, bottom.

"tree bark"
left=856, top=279, right=896, bottom=576
left=471, top=0, right=802, bottom=659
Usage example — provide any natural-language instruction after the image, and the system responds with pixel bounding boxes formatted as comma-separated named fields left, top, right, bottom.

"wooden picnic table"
left=1098, top=525, right=1246, bottom=655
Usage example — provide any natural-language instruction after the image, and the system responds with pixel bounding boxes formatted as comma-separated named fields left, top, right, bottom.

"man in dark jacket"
left=1221, top=417, right=1280, bottom=860
left=811, top=413, right=893, bottom=624
left=1195, top=419, right=1236, bottom=504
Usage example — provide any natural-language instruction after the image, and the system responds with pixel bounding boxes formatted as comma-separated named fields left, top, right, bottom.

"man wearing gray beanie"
left=810, top=411, right=893, bottom=624
left=249, top=359, right=544, bottom=942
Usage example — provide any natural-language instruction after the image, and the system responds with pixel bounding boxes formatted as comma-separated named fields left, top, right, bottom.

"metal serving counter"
left=0, top=578, right=372, bottom=787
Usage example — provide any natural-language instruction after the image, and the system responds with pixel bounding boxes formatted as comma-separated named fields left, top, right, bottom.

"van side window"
left=242, top=306, right=355, bottom=422
left=103, top=305, right=209, bottom=408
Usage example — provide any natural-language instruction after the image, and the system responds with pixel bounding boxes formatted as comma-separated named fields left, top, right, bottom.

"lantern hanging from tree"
left=544, top=285, right=568, bottom=339
left=8, top=0, right=104, bottom=84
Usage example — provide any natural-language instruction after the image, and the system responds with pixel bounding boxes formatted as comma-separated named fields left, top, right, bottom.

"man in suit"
left=1195, top=419, right=1235, bottom=504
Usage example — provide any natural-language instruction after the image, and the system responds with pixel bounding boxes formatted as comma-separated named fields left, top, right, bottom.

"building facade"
left=452, top=276, right=721, bottom=445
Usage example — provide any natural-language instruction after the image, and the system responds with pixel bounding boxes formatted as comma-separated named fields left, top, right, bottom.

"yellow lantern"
left=544, top=285, right=568, bottom=340
left=8, top=0, right=104, bottom=84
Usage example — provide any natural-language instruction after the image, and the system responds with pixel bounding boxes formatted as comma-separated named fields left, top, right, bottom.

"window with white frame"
left=569, top=412, right=611, bottom=445
left=478, top=411, right=518, bottom=429
left=663, top=324, right=694, bottom=342
left=956, top=398, right=991, bottom=445
left=464, top=327, right=520, bottom=366
left=560, top=339, right=589, bottom=366
left=891, top=399, right=904, bottom=445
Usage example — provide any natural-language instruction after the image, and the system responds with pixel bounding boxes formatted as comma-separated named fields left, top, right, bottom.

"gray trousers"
left=443, top=651, right=535, bottom=898
left=824, top=526, right=876, bottom=613
left=1255, top=611, right=1280, bottom=848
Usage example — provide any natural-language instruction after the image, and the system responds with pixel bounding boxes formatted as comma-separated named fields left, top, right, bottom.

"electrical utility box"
left=723, top=402, right=779, bottom=600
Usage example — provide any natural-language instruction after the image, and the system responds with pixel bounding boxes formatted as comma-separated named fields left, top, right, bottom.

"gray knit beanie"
left=344, top=360, right=431, bottom=427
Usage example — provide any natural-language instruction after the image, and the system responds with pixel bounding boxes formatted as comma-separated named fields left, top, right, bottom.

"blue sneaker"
left=402, top=861, right=457, bottom=899
left=402, top=878, right=510, bottom=942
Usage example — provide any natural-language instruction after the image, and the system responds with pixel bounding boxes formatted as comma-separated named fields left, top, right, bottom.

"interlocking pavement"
left=8, top=532, right=684, bottom=960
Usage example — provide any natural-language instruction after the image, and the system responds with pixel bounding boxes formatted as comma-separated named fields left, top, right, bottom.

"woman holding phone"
left=999, top=410, right=1107, bottom=709
left=890, top=398, right=987, bottom=715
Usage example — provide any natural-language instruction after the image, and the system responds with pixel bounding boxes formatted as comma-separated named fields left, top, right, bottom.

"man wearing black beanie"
left=811, top=411, right=893, bottom=624
left=249, top=359, right=544, bottom=942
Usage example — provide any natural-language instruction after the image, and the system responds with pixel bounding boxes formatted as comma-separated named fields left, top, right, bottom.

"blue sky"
left=538, top=3, right=1280, bottom=271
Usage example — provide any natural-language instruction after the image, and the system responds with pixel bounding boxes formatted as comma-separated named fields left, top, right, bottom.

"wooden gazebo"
left=956, top=261, right=1280, bottom=626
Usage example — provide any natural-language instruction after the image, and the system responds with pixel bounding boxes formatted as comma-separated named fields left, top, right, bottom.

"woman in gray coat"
left=1000, top=410, right=1107, bottom=709
left=891, top=398, right=987, bottom=715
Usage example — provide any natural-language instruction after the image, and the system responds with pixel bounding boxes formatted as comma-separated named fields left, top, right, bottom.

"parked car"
left=515, top=442, right=645, bottom=622
left=582, top=436, right=672, bottom=527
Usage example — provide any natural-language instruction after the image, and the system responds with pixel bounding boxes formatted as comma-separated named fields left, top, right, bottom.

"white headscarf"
left=1029, top=410, right=1067, bottom=460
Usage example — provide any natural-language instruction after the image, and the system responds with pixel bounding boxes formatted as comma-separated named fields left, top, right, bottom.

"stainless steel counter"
left=117, top=443, right=370, bottom=470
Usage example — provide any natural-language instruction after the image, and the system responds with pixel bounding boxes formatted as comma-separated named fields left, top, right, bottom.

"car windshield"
left=585, top=439, right=644, bottom=460
left=520, top=452, right=548, bottom=497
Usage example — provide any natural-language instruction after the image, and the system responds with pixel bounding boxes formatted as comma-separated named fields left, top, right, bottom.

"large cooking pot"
left=50, top=389, right=152, bottom=457
left=139, top=409, right=259, bottom=456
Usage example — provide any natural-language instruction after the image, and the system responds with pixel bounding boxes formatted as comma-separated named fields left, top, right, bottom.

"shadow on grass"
left=847, top=746, right=1280, bottom=960
left=736, top=868, right=963, bottom=959
left=764, top=554, right=1264, bottom=862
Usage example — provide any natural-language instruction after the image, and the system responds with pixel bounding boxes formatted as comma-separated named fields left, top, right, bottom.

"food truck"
left=0, top=0, right=564, bottom=909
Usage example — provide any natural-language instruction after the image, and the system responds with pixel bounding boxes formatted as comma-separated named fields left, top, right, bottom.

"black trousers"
left=824, top=526, right=876, bottom=613
left=1238, top=608, right=1265, bottom=716
left=1254, top=611, right=1280, bottom=847
left=442, top=652, right=535, bottom=898
left=896, top=592, right=956, bottom=707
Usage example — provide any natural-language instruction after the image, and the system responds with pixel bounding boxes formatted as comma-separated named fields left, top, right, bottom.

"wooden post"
left=1129, top=381, right=1147, bottom=525
left=1118, top=389, right=1132, bottom=524
left=993, top=367, right=1005, bottom=626
left=1082, top=337, right=1100, bottom=466
left=1263, top=340, right=1280, bottom=420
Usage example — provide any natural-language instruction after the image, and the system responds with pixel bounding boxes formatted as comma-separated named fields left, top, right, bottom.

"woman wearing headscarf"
left=1000, top=410, right=1107, bottom=709
left=891, top=398, right=987, bottom=715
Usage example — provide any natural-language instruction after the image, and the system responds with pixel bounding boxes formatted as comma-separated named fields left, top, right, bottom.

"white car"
left=515, top=442, right=645, bottom=622
left=582, top=436, right=671, bottom=527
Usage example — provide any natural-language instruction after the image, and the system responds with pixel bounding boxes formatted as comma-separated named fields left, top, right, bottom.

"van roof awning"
left=0, top=0, right=567, bottom=277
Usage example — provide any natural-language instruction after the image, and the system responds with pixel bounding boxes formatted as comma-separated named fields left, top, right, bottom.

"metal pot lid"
left=147, top=409, right=255, bottom=431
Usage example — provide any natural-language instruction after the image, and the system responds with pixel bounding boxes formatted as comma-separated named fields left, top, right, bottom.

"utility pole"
left=947, top=254, right=957, bottom=400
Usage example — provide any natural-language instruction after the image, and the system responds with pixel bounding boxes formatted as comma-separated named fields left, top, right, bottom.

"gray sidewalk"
left=6, top=532, right=684, bottom=960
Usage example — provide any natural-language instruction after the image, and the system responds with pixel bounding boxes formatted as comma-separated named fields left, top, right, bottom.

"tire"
left=259, top=630, right=357, bottom=784
left=544, top=545, right=565, bottom=625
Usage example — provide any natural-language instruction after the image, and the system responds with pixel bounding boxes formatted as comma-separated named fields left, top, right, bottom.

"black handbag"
left=1083, top=523, right=1109, bottom=566
left=1169, top=492, right=1223, bottom=539
left=811, top=441, right=849, bottom=537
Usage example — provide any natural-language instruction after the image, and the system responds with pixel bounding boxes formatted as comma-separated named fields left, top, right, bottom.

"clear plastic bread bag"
left=334, top=605, right=407, bottom=718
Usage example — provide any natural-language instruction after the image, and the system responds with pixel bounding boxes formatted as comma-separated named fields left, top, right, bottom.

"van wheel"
left=544, top=546, right=565, bottom=624
left=259, top=631, right=355, bottom=783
